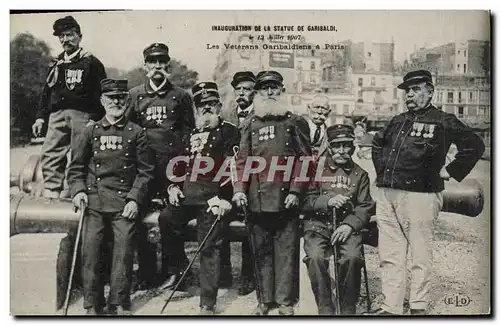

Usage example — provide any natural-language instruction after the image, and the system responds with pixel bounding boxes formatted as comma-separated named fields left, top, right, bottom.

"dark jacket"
left=302, top=157, right=375, bottom=232
left=67, top=117, right=155, bottom=213
left=170, top=118, right=241, bottom=206
left=233, top=112, right=312, bottom=213
left=36, top=50, right=107, bottom=121
left=372, top=105, right=485, bottom=193
left=127, top=80, right=195, bottom=156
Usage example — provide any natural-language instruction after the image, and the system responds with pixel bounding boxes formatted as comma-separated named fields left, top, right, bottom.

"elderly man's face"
left=195, top=100, right=222, bottom=129
left=234, top=80, right=255, bottom=109
left=404, top=81, right=433, bottom=111
left=329, top=141, right=354, bottom=165
left=144, top=56, right=170, bottom=82
left=308, top=98, right=331, bottom=125
left=257, top=82, right=283, bottom=100
left=58, top=29, right=81, bottom=54
left=101, top=93, right=129, bottom=119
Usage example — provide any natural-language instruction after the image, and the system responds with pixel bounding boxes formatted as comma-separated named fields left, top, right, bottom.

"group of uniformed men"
left=33, top=15, right=485, bottom=316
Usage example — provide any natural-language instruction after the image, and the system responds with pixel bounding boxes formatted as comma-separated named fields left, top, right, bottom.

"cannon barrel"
left=10, top=178, right=484, bottom=240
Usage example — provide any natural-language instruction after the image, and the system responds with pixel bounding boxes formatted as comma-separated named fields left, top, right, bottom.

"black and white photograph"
left=9, top=9, right=491, bottom=316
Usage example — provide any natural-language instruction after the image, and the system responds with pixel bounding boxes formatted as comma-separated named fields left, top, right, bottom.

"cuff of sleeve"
left=126, top=187, right=143, bottom=205
left=342, top=214, right=364, bottom=232
left=70, top=182, right=87, bottom=198
left=445, top=164, right=466, bottom=182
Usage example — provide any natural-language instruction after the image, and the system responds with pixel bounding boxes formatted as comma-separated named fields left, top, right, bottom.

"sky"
left=10, top=10, right=490, bottom=82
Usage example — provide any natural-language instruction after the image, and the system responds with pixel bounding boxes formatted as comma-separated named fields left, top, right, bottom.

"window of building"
left=469, top=91, right=474, bottom=101
left=464, top=50, right=466, bottom=57
left=310, top=75, right=316, bottom=84
left=478, top=106, right=486, bottom=116
left=367, top=52, right=372, bottom=57
left=457, top=64, right=460, bottom=71
left=310, top=61, right=316, bottom=70
left=458, top=50, right=460, bottom=55
left=357, top=90, right=363, bottom=98
left=343, top=104, right=350, bottom=115
left=332, top=104, right=337, bottom=113
left=322, top=68, right=327, bottom=81
left=437, top=106, right=443, bottom=110
left=371, top=77, right=376, bottom=86
left=297, top=61, right=303, bottom=70
left=311, top=50, right=315, bottom=57
left=458, top=106, right=464, bottom=118
left=358, top=78, right=363, bottom=86
left=464, top=64, right=466, bottom=73
left=458, top=91, right=462, bottom=103
left=447, top=92, right=454, bottom=103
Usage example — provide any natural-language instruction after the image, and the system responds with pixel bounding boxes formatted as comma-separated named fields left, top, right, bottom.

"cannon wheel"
left=19, top=155, right=42, bottom=193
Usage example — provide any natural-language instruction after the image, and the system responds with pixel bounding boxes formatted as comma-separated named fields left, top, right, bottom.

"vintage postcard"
left=10, top=10, right=491, bottom=316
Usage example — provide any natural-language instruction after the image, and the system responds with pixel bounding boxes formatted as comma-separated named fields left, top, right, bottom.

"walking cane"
left=160, top=214, right=222, bottom=314
left=329, top=207, right=342, bottom=315
left=242, top=205, right=263, bottom=309
left=63, top=205, right=86, bottom=316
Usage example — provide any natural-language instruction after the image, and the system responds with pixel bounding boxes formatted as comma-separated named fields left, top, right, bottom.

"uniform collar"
left=407, top=103, right=435, bottom=118
left=145, top=78, right=172, bottom=95
left=100, top=116, right=127, bottom=129
left=237, top=103, right=254, bottom=115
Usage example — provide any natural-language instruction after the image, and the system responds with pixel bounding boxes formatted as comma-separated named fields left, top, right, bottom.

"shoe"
left=238, top=277, right=255, bottom=296
left=278, top=305, right=294, bottom=316
left=370, top=308, right=397, bottom=316
left=251, top=303, right=271, bottom=315
left=116, top=306, right=132, bottom=316
left=85, top=307, right=100, bottom=315
left=410, top=309, right=427, bottom=315
left=199, top=305, right=216, bottom=315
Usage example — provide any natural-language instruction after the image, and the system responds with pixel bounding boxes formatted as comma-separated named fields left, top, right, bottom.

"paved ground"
left=10, top=145, right=491, bottom=316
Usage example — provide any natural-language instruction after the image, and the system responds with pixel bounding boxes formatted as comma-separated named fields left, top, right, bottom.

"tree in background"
left=10, top=33, right=52, bottom=145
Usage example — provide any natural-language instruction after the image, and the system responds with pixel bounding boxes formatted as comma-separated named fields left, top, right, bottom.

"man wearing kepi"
left=302, top=124, right=375, bottom=315
left=232, top=71, right=312, bottom=316
left=371, top=69, right=485, bottom=315
left=219, top=71, right=257, bottom=296
left=32, top=15, right=107, bottom=198
left=159, top=82, right=240, bottom=315
left=67, top=79, right=154, bottom=315
left=127, top=42, right=195, bottom=289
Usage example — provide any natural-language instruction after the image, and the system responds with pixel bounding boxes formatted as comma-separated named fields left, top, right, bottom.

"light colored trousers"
left=40, top=109, right=91, bottom=198
left=376, top=187, right=443, bottom=314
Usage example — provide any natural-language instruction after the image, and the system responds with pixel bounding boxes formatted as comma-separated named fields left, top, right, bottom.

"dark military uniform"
left=302, top=125, right=375, bottom=315
left=234, top=103, right=311, bottom=309
left=126, top=43, right=195, bottom=285
left=159, top=112, right=240, bottom=309
left=67, top=83, right=154, bottom=310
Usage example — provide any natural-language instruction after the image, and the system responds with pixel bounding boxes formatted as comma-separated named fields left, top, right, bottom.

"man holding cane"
left=302, top=124, right=375, bottom=315
left=158, top=82, right=240, bottom=315
left=67, top=79, right=154, bottom=315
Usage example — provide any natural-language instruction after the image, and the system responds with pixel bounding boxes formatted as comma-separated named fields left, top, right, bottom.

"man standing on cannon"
left=67, top=78, right=154, bottom=315
left=302, top=124, right=375, bottom=315
left=371, top=70, right=485, bottom=315
left=32, top=15, right=107, bottom=199
left=127, top=42, right=195, bottom=290
left=159, top=82, right=240, bottom=315
left=232, top=71, right=312, bottom=315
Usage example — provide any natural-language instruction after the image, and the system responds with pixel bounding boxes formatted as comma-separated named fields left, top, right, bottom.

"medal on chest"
left=422, top=124, right=435, bottom=138
left=65, top=69, right=83, bottom=90
left=146, top=106, right=168, bottom=125
left=98, top=135, right=123, bottom=151
left=330, top=175, right=352, bottom=189
left=189, top=132, right=210, bottom=155
left=258, top=125, right=275, bottom=141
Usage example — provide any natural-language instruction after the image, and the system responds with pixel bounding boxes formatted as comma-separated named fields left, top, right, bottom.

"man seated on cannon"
left=302, top=124, right=375, bottom=315
left=67, top=78, right=155, bottom=315
left=158, top=81, right=241, bottom=315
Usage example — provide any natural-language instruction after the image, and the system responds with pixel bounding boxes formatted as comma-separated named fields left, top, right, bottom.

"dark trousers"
left=303, top=221, right=363, bottom=315
left=247, top=212, right=300, bottom=307
left=159, top=204, right=227, bottom=308
left=220, top=213, right=254, bottom=282
left=81, top=209, right=136, bottom=309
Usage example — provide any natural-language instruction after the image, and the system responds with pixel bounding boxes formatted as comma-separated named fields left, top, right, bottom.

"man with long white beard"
left=127, top=43, right=195, bottom=290
left=233, top=71, right=312, bottom=315
left=159, top=82, right=240, bottom=315
left=67, top=79, right=154, bottom=315
left=302, top=124, right=375, bottom=315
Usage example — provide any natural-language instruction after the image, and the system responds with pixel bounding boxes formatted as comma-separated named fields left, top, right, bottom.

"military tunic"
left=302, top=157, right=375, bottom=315
left=67, top=117, right=154, bottom=309
left=158, top=119, right=240, bottom=309
left=127, top=80, right=195, bottom=285
left=233, top=112, right=312, bottom=308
